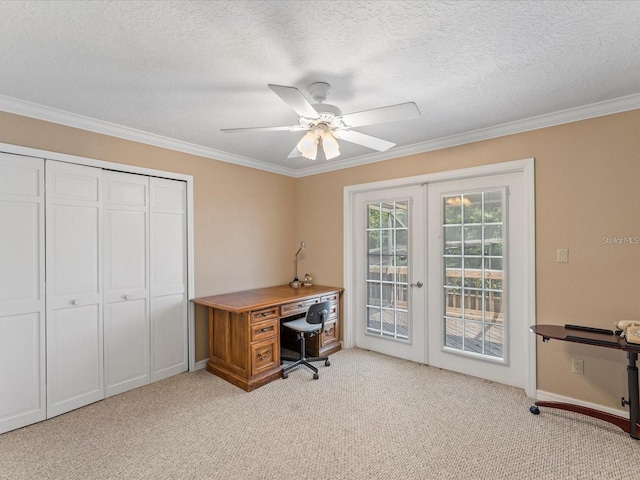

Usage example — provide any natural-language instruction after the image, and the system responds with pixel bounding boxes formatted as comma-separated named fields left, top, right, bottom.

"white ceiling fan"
left=221, top=82, right=421, bottom=160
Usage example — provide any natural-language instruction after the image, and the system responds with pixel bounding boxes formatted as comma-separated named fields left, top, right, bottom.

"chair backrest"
left=306, top=300, right=331, bottom=330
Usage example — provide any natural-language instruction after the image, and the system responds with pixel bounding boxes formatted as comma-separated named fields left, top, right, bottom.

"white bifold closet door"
left=103, top=171, right=151, bottom=397
left=104, top=174, right=188, bottom=391
left=0, top=153, right=46, bottom=434
left=150, top=177, right=188, bottom=382
left=46, top=161, right=104, bottom=418
left=1, top=157, right=187, bottom=430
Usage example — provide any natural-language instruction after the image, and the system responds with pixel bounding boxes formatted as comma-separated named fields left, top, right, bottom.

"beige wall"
left=0, top=111, right=297, bottom=363
left=297, top=109, right=640, bottom=410
left=1, top=108, right=639, bottom=410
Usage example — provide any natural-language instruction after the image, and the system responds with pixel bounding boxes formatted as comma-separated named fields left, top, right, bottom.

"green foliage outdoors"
left=366, top=193, right=504, bottom=290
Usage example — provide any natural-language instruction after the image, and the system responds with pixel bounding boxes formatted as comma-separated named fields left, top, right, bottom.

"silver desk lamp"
left=289, top=241, right=306, bottom=288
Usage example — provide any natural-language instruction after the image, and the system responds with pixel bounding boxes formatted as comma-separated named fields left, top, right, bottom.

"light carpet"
left=1, top=348, right=638, bottom=479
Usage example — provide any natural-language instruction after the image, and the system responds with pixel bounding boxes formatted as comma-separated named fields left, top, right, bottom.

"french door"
left=427, top=172, right=527, bottom=388
left=354, top=186, right=426, bottom=363
left=351, top=164, right=532, bottom=389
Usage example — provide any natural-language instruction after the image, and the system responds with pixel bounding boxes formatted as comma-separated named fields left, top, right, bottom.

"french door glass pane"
left=366, top=200, right=409, bottom=341
left=442, top=190, right=504, bottom=359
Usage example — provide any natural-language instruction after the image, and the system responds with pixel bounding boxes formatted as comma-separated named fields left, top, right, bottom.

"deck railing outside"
left=366, top=266, right=504, bottom=357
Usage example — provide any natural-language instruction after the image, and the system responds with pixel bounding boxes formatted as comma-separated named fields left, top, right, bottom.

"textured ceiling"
left=1, top=1, right=639, bottom=176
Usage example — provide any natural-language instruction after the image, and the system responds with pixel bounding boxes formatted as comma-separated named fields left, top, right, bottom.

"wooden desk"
left=530, top=324, right=640, bottom=439
left=194, top=285, right=343, bottom=391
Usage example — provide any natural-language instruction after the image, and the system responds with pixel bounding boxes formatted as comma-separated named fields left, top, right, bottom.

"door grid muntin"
left=442, top=189, right=506, bottom=360
left=365, top=200, right=410, bottom=341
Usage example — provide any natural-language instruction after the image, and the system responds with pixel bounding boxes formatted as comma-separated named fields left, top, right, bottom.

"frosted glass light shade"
left=321, top=132, right=340, bottom=159
left=296, top=131, right=318, bottom=160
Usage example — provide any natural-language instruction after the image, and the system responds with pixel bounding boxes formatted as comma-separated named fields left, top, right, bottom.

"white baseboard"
left=195, top=359, right=208, bottom=370
left=536, top=390, right=629, bottom=419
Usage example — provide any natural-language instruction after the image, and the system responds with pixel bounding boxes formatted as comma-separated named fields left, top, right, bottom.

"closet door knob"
left=71, top=299, right=79, bottom=305
left=123, top=295, right=131, bottom=300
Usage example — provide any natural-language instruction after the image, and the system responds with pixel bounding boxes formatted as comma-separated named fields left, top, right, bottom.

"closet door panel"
left=47, top=305, right=102, bottom=407
left=0, top=203, right=40, bottom=307
left=47, top=166, right=100, bottom=202
left=47, top=204, right=101, bottom=302
left=150, top=178, right=187, bottom=382
left=151, top=294, right=187, bottom=375
left=104, top=299, right=149, bottom=395
left=104, top=210, right=146, bottom=300
left=104, top=172, right=150, bottom=397
left=46, top=161, right=103, bottom=418
left=151, top=212, right=186, bottom=296
left=0, top=156, right=41, bottom=195
left=0, top=313, right=43, bottom=428
left=0, top=153, right=45, bottom=434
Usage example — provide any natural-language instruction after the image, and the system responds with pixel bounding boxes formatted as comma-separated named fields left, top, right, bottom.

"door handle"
left=410, top=281, right=424, bottom=288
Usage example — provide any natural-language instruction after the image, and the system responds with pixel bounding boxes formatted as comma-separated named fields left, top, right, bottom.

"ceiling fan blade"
left=221, top=125, right=307, bottom=133
left=268, top=84, right=320, bottom=119
left=334, top=130, right=396, bottom=152
left=340, top=102, right=420, bottom=128
left=287, top=144, right=301, bottom=158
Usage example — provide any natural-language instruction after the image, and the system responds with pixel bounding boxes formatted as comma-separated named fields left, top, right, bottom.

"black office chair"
left=281, top=300, right=331, bottom=380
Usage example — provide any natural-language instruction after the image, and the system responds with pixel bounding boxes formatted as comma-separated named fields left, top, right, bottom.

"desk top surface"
left=531, top=324, right=640, bottom=353
left=193, top=284, right=343, bottom=313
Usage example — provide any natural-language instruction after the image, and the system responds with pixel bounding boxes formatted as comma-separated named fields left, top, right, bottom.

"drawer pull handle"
left=257, top=326, right=272, bottom=334
left=326, top=327, right=335, bottom=335
left=256, top=350, right=271, bottom=361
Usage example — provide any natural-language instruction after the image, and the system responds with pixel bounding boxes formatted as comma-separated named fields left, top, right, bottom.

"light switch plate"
left=557, top=248, right=569, bottom=263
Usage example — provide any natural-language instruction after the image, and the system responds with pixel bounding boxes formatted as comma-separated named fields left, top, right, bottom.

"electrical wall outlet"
left=571, top=358, right=584, bottom=375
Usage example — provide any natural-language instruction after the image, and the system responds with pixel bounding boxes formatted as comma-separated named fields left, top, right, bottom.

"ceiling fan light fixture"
left=224, top=83, right=420, bottom=163
left=296, top=131, right=318, bottom=160
left=321, top=131, right=340, bottom=160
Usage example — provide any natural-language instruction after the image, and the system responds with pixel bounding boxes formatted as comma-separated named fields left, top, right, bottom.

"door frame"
left=0, top=141, right=196, bottom=372
left=344, top=158, right=536, bottom=397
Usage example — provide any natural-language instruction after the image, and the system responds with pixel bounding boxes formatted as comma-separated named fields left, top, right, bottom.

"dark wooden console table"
left=530, top=324, right=640, bottom=439
left=194, top=285, right=343, bottom=392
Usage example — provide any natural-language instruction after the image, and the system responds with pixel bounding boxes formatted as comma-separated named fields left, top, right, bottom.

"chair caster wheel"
left=530, top=406, right=540, bottom=415
left=282, top=373, right=288, bottom=379
left=313, top=373, right=319, bottom=380
left=325, top=360, right=330, bottom=366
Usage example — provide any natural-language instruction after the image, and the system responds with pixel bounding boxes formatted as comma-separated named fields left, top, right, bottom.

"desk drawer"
left=251, top=306, right=279, bottom=324
left=321, top=292, right=339, bottom=304
left=322, top=320, right=339, bottom=346
left=327, top=302, right=338, bottom=320
left=251, top=337, right=279, bottom=376
left=280, top=297, right=319, bottom=317
left=251, top=318, right=278, bottom=342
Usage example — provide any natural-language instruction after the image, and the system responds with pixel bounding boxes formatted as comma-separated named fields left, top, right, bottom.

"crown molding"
left=1, top=92, right=638, bottom=179
left=0, top=94, right=298, bottom=177
left=294, top=92, right=640, bottom=177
